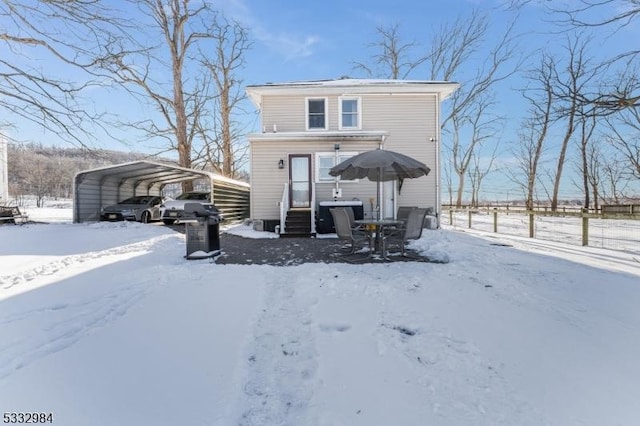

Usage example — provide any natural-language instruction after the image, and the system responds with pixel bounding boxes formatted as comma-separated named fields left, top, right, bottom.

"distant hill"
left=6, top=143, right=179, bottom=205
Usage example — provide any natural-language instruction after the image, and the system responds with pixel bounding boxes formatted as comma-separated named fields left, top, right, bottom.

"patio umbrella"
left=329, top=148, right=431, bottom=219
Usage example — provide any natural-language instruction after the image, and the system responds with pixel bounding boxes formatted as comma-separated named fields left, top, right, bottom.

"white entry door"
left=289, top=154, right=311, bottom=208
left=383, top=180, right=395, bottom=219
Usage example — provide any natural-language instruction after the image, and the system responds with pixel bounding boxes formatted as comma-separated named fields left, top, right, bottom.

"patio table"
left=354, top=219, right=402, bottom=259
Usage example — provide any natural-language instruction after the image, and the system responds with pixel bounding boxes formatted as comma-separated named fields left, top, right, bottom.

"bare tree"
left=507, top=0, right=640, bottom=111
left=606, top=110, right=640, bottom=179
left=516, top=55, right=555, bottom=210
left=99, top=0, right=204, bottom=189
left=429, top=11, right=519, bottom=127
left=0, top=0, right=130, bottom=147
left=448, top=95, right=503, bottom=207
left=600, top=153, right=632, bottom=203
left=551, top=0, right=640, bottom=111
left=507, top=114, right=553, bottom=210
left=548, top=34, right=601, bottom=211
left=353, top=11, right=519, bottom=206
left=576, top=110, right=597, bottom=208
left=97, top=1, right=250, bottom=188
left=565, top=59, right=640, bottom=122
left=554, top=0, right=640, bottom=32
left=8, top=146, right=50, bottom=206
left=352, top=23, right=428, bottom=79
left=442, top=158, right=455, bottom=207
left=584, top=137, right=606, bottom=209
left=197, top=14, right=251, bottom=178
left=468, top=142, right=500, bottom=207
left=429, top=10, right=520, bottom=206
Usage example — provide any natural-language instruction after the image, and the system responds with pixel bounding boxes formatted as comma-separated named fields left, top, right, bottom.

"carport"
left=73, top=160, right=250, bottom=223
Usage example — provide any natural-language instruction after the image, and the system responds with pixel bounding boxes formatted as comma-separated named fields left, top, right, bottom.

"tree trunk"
left=455, top=170, right=465, bottom=208
left=221, top=79, right=233, bottom=177
left=551, top=111, right=575, bottom=211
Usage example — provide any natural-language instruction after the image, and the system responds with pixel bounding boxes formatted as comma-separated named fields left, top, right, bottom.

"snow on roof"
left=246, top=78, right=460, bottom=107
left=251, top=78, right=456, bottom=87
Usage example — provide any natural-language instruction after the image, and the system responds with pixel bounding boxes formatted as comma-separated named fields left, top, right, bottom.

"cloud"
left=219, top=0, right=321, bottom=61
left=253, top=29, right=320, bottom=60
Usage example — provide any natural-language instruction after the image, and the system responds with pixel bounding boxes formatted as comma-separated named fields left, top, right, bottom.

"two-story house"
left=246, top=78, right=459, bottom=236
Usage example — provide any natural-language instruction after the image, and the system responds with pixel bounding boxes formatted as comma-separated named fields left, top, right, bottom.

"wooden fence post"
left=581, top=208, right=589, bottom=246
left=449, top=208, right=453, bottom=226
left=468, top=210, right=472, bottom=229
left=493, top=208, right=498, bottom=233
left=529, top=213, right=534, bottom=238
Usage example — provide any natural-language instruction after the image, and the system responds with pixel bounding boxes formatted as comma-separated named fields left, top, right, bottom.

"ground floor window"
left=315, top=152, right=358, bottom=182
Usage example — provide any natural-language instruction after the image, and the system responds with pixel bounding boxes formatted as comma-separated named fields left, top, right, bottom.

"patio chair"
left=383, top=208, right=428, bottom=257
left=344, top=206, right=356, bottom=226
left=330, top=208, right=370, bottom=254
left=331, top=206, right=364, bottom=231
left=396, top=206, right=417, bottom=226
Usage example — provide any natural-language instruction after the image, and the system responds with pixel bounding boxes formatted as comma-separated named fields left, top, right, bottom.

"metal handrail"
left=279, top=183, right=289, bottom=234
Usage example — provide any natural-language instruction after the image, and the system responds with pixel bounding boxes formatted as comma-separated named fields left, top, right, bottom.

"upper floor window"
left=339, top=97, right=361, bottom=130
left=307, top=98, right=327, bottom=130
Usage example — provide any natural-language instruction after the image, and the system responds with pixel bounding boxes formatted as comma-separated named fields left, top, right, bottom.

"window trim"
left=306, top=97, right=328, bottom=131
left=338, top=96, right=361, bottom=130
left=315, top=151, right=359, bottom=183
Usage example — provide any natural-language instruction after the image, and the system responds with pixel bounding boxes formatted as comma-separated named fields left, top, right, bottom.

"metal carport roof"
left=75, top=160, right=214, bottom=187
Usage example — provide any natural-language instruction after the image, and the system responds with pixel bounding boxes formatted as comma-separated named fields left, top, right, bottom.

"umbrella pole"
left=377, top=167, right=382, bottom=220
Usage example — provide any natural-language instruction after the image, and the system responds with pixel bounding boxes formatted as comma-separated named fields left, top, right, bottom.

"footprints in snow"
left=318, top=323, right=351, bottom=333
left=238, top=280, right=319, bottom=426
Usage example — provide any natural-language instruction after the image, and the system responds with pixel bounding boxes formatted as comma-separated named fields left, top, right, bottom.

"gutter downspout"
left=435, top=93, right=441, bottom=228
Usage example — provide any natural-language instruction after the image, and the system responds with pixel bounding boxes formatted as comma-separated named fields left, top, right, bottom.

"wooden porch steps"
left=281, top=209, right=313, bottom=238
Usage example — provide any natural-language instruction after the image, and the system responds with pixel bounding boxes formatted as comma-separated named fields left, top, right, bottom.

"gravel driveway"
left=215, top=233, right=432, bottom=266
left=170, top=223, right=434, bottom=265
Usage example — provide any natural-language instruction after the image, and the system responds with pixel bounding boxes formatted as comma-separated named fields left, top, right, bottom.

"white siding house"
left=246, top=78, right=459, bottom=236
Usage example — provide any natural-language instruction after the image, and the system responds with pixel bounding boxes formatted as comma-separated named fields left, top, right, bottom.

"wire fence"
left=442, top=208, right=640, bottom=254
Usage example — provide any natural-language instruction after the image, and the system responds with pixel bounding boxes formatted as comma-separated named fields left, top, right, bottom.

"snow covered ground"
left=1, top=204, right=639, bottom=426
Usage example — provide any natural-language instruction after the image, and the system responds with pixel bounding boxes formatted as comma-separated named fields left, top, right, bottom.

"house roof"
left=246, top=78, right=460, bottom=108
left=247, top=130, right=388, bottom=142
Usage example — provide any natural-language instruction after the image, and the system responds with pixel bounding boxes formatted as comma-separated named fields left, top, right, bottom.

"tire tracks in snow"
left=0, top=234, right=176, bottom=380
left=0, top=282, right=150, bottom=380
left=0, top=234, right=175, bottom=293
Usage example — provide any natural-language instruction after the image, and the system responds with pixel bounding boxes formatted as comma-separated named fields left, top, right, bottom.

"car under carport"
left=73, top=160, right=250, bottom=223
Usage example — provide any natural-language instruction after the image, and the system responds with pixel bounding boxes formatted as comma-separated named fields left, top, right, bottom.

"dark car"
left=100, top=196, right=164, bottom=223
left=160, top=191, right=212, bottom=225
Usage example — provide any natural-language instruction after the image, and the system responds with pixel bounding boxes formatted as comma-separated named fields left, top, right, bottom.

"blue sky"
left=224, top=0, right=520, bottom=84
left=4, top=0, right=639, bottom=200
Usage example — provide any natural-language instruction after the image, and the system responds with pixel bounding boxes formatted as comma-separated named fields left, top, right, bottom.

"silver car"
left=100, top=196, right=164, bottom=223
left=160, top=191, right=211, bottom=225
